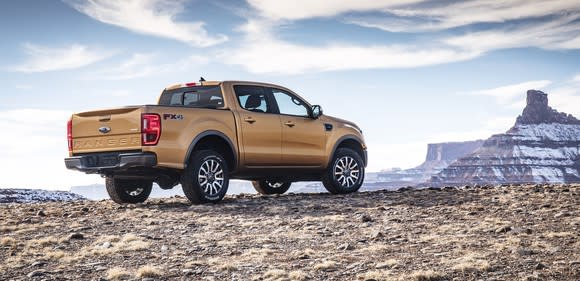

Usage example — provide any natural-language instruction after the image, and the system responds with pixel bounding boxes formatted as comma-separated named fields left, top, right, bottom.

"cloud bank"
left=12, top=43, right=112, bottom=73
left=67, top=0, right=228, bottom=47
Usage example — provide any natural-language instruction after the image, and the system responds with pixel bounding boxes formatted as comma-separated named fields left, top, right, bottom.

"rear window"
left=158, top=86, right=224, bottom=108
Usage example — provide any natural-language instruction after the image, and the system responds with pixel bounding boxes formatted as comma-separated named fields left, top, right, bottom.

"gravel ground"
left=1, top=184, right=579, bottom=281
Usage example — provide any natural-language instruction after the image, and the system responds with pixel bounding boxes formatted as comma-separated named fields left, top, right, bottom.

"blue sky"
left=1, top=0, right=579, bottom=189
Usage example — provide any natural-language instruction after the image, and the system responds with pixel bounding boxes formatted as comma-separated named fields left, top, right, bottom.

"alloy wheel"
left=198, top=159, right=225, bottom=196
left=333, top=156, right=360, bottom=187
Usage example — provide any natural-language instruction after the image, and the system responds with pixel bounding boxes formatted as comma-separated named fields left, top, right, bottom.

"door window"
left=234, top=85, right=271, bottom=113
left=272, top=89, right=309, bottom=117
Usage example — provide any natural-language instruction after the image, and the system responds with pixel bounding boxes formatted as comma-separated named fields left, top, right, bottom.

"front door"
left=271, top=88, right=326, bottom=167
left=234, top=85, right=282, bottom=166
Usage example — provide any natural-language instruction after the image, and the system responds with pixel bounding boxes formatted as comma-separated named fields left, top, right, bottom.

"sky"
left=0, top=0, right=579, bottom=189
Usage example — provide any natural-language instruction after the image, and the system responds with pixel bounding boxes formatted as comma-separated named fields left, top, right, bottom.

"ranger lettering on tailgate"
left=74, top=136, right=141, bottom=150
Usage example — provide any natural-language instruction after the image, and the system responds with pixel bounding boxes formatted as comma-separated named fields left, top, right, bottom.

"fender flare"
left=328, top=135, right=367, bottom=167
left=184, top=130, right=238, bottom=169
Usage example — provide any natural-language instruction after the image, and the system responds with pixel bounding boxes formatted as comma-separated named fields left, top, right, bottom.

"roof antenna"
left=199, top=77, right=206, bottom=82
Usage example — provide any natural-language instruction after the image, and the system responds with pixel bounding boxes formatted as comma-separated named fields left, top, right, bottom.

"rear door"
left=233, top=85, right=282, bottom=166
left=271, top=88, right=326, bottom=167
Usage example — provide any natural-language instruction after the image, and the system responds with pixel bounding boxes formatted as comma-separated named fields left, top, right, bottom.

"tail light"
left=67, top=119, right=73, bottom=152
left=142, top=113, right=161, bottom=146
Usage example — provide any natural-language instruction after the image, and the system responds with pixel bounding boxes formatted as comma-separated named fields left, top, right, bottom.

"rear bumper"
left=65, top=152, right=157, bottom=174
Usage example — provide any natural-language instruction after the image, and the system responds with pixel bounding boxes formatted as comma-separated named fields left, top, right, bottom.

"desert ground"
left=1, top=184, right=579, bottom=281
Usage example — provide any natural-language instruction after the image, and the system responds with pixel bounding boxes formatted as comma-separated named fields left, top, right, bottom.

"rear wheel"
left=181, top=150, right=229, bottom=204
left=252, top=180, right=292, bottom=194
left=322, top=148, right=365, bottom=194
left=105, top=177, right=152, bottom=204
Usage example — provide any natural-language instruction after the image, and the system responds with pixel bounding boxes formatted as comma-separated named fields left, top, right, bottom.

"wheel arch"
left=184, top=130, right=237, bottom=172
left=329, top=135, right=367, bottom=167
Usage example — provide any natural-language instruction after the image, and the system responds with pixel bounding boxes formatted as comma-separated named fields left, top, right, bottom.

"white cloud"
left=222, top=20, right=480, bottom=74
left=443, top=15, right=580, bottom=52
left=247, top=0, right=423, bottom=21
left=349, top=0, right=580, bottom=33
left=468, top=80, right=552, bottom=109
left=67, top=0, right=227, bottom=47
left=0, top=109, right=101, bottom=189
left=91, top=53, right=210, bottom=80
left=228, top=0, right=580, bottom=75
left=12, top=43, right=112, bottom=73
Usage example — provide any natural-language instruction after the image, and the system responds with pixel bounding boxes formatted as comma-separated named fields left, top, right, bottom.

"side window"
left=272, top=89, right=309, bottom=117
left=183, top=92, right=199, bottom=106
left=169, top=92, right=184, bottom=105
left=234, top=85, right=270, bottom=113
left=159, top=86, right=224, bottom=108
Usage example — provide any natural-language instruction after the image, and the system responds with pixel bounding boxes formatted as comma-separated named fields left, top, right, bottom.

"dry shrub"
left=546, top=232, right=574, bottom=238
left=263, top=269, right=287, bottom=279
left=313, top=260, right=337, bottom=271
left=409, top=270, right=445, bottom=281
left=361, top=270, right=390, bottom=281
left=288, top=270, right=309, bottom=281
left=82, top=233, right=149, bottom=256
left=28, top=236, right=61, bottom=248
left=107, top=267, right=131, bottom=280
left=135, top=265, right=163, bottom=278
left=375, top=259, right=398, bottom=269
left=206, top=257, right=238, bottom=272
left=451, top=254, right=491, bottom=273
left=43, top=249, right=66, bottom=260
left=0, top=236, right=16, bottom=246
left=241, top=248, right=276, bottom=262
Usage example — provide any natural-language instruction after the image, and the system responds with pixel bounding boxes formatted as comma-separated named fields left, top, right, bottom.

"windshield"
left=158, top=86, right=224, bottom=108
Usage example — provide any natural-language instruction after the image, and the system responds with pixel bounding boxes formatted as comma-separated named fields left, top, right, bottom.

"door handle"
left=284, top=121, right=295, bottom=127
left=244, top=117, right=256, bottom=124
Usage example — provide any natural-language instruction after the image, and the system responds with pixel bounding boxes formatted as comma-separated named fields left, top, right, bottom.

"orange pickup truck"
left=65, top=80, right=367, bottom=204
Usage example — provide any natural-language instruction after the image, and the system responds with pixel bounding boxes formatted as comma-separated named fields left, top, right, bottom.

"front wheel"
left=322, top=148, right=365, bottom=194
left=105, top=177, right=153, bottom=204
left=252, top=180, right=292, bottom=194
left=181, top=150, right=229, bottom=204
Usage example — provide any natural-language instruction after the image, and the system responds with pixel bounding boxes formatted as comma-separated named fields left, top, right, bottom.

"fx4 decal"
left=163, top=113, right=184, bottom=120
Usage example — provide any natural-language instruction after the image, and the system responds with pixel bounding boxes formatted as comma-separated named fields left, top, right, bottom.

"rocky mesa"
left=431, top=90, right=580, bottom=187
left=1, top=184, right=579, bottom=280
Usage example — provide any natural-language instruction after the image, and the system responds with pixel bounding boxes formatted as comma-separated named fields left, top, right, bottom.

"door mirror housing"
left=311, top=105, right=323, bottom=119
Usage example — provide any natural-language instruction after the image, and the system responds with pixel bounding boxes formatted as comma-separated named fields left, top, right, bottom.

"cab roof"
left=164, top=80, right=291, bottom=90
left=164, top=81, right=221, bottom=90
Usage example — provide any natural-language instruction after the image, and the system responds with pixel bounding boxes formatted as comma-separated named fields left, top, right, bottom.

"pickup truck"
left=65, top=80, right=367, bottom=204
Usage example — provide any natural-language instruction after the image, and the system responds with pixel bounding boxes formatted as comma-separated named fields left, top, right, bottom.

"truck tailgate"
left=71, top=106, right=143, bottom=154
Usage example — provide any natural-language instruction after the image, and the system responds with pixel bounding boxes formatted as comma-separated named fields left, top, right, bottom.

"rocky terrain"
left=1, top=184, right=578, bottom=280
left=0, top=189, right=85, bottom=203
left=431, top=90, right=580, bottom=187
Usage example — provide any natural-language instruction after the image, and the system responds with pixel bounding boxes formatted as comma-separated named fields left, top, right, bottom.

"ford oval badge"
left=98, top=126, right=111, bottom=134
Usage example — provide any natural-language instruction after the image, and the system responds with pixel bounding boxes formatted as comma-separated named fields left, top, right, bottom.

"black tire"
left=105, top=177, right=153, bottom=204
left=181, top=150, right=229, bottom=204
left=252, top=180, right=292, bottom=195
left=322, top=148, right=365, bottom=194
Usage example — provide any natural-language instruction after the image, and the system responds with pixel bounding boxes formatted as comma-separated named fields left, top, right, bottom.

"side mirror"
left=311, top=105, right=323, bottom=119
